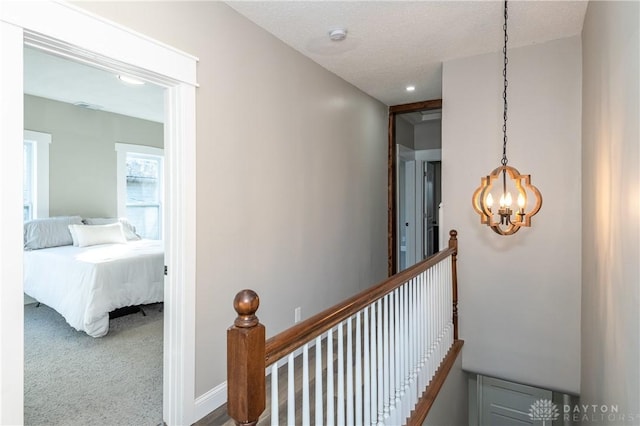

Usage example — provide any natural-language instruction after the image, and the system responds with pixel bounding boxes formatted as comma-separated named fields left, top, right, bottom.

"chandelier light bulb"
left=486, top=193, right=494, bottom=208
left=505, top=192, right=513, bottom=207
left=517, top=193, right=525, bottom=209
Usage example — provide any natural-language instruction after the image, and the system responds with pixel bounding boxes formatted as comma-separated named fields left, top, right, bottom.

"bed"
left=23, top=216, right=164, bottom=337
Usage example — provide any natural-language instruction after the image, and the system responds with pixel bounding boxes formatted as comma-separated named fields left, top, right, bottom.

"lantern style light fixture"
left=472, top=0, right=542, bottom=236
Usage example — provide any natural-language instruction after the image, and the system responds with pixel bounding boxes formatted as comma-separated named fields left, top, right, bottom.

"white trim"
left=24, top=129, right=52, bottom=219
left=115, top=142, right=164, bottom=157
left=163, top=84, right=197, bottom=424
left=415, top=148, right=442, bottom=162
left=1, top=2, right=198, bottom=425
left=1, top=1, right=198, bottom=86
left=194, top=382, right=228, bottom=422
left=0, top=21, right=26, bottom=426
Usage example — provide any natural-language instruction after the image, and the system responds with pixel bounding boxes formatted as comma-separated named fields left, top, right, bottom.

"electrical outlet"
left=294, top=307, right=301, bottom=323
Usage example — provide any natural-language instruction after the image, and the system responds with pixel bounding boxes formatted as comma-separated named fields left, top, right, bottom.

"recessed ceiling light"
left=118, top=75, right=145, bottom=85
left=406, top=85, right=416, bottom=92
left=329, top=28, right=348, bottom=42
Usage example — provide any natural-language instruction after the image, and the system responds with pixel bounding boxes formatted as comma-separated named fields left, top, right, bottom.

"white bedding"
left=24, top=240, right=164, bottom=337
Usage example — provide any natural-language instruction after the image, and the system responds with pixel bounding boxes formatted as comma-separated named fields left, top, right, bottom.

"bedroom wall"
left=581, top=0, right=639, bottom=417
left=24, top=95, right=163, bottom=218
left=441, top=36, right=582, bottom=394
left=72, top=0, right=389, bottom=402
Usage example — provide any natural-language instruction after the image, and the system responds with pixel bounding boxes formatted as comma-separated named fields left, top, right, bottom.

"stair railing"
left=227, top=230, right=462, bottom=426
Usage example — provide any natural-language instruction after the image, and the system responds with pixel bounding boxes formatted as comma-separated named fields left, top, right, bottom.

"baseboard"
left=193, top=381, right=227, bottom=423
left=191, top=342, right=318, bottom=423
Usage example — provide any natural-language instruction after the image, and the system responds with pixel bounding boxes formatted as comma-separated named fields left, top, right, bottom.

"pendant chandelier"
left=472, top=0, right=542, bottom=236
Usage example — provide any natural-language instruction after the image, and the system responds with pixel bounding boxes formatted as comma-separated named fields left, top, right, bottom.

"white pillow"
left=68, top=223, right=127, bottom=248
left=24, top=216, right=83, bottom=250
left=83, top=217, right=141, bottom=241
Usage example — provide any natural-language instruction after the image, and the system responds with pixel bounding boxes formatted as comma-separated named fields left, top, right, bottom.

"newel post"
left=448, top=230, right=459, bottom=340
left=227, top=290, right=266, bottom=426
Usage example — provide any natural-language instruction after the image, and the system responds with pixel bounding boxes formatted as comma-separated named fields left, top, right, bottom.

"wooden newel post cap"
left=233, top=289, right=260, bottom=328
left=449, top=229, right=458, bottom=239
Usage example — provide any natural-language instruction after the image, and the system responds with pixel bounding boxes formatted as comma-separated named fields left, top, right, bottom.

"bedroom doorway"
left=23, top=47, right=167, bottom=425
left=1, top=4, right=197, bottom=425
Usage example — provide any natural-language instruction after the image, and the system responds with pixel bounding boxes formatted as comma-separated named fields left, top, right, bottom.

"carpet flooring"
left=24, top=302, right=164, bottom=426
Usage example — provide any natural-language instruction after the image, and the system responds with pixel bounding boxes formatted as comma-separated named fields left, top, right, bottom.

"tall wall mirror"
left=388, top=100, right=442, bottom=275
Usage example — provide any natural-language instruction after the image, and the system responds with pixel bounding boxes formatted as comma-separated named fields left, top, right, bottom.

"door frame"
left=388, top=99, right=442, bottom=276
left=0, top=2, right=198, bottom=424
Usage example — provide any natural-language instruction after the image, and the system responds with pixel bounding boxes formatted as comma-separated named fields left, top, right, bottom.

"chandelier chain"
left=501, top=0, right=509, bottom=167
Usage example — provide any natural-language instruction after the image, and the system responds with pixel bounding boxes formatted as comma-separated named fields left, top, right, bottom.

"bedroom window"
left=116, top=143, right=164, bottom=240
left=23, top=130, right=51, bottom=221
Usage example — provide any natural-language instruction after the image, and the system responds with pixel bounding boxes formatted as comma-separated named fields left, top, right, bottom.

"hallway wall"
left=581, top=0, right=639, bottom=417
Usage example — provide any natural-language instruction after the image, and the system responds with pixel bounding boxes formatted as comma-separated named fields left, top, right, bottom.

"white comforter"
left=24, top=240, right=164, bottom=337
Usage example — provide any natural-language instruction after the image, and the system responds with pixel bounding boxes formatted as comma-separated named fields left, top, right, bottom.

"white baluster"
left=391, top=289, right=400, bottom=425
left=389, top=291, right=398, bottom=424
left=428, top=268, right=435, bottom=384
left=383, top=294, right=390, bottom=423
left=347, top=317, right=354, bottom=426
left=271, top=361, right=279, bottom=426
left=288, top=353, right=295, bottom=425
left=394, top=283, right=407, bottom=424
left=440, top=261, right=446, bottom=362
left=410, top=279, right=417, bottom=416
left=414, top=272, right=424, bottom=398
left=377, top=299, right=384, bottom=425
left=316, top=336, right=323, bottom=426
left=337, top=323, right=345, bottom=425
left=448, top=257, right=453, bottom=345
left=327, top=329, right=335, bottom=426
left=418, top=271, right=426, bottom=391
left=408, top=278, right=417, bottom=417
left=370, top=304, right=377, bottom=426
left=303, top=344, right=310, bottom=426
left=356, top=312, right=363, bottom=426
left=363, top=307, right=370, bottom=426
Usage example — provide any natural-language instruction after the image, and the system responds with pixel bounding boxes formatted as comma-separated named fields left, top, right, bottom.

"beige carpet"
left=24, top=302, right=164, bottom=426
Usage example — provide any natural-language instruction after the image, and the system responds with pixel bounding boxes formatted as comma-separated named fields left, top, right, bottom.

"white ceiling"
left=226, top=1, right=588, bottom=105
left=24, top=46, right=165, bottom=123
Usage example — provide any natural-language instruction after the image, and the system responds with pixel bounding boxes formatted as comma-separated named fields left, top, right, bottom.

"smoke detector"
left=329, top=28, right=348, bottom=42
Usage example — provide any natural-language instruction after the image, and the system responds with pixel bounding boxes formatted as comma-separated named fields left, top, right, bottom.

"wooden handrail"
left=265, top=232, right=457, bottom=366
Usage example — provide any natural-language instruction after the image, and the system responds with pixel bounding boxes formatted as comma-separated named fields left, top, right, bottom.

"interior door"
left=397, top=157, right=416, bottom=271
left=423, top=161, right=437, bottom=257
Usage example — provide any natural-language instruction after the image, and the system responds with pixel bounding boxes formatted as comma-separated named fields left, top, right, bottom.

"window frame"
left=115, top=142, right=164, bottom=239
left=23, top=130, right=51, bottom=220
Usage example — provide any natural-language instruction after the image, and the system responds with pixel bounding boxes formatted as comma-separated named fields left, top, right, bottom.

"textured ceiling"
left=227, top=1, right=588, bottom=105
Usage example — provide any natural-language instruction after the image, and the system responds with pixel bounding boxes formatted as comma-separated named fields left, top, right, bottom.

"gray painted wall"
left=442, top=36, right=582, bottom=394
left=74, top=1, right=389, bottom=398
left=415, top=120, right=441, bottom=151
left=423, top=350, right=468, bottom=426
left=24, top=95, right=163, bottom=218
left=396, top=116, right=415, bottom=150
left=581, top=0, right=639, bottom=417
